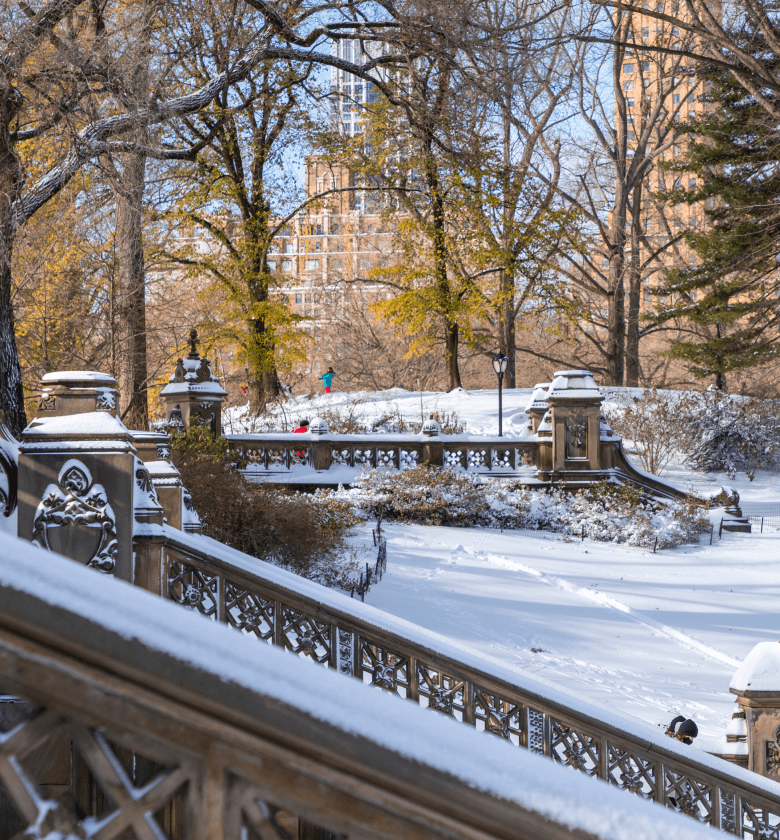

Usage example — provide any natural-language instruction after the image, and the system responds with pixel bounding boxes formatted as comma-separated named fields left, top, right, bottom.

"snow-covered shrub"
left=316, top=402, right=464, bottom=435
left=329, top=470, right=708, bottom=548
left=603, top=389, right=694, bottom=475
left=342, top=465, right=510, bottom=526
left=679, top=392, right=780, bottom=480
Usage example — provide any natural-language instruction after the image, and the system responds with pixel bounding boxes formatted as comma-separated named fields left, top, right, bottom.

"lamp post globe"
left=492, top=353, right=508, bottom=436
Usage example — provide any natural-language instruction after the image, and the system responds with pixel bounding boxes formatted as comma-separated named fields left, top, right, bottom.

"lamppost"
left=492, top=353, right=508, bottom=437
left=715, top=323, right=723, bottom=390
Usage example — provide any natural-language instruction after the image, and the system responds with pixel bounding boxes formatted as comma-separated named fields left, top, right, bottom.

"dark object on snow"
left=666, top=715, right=698, bottom=744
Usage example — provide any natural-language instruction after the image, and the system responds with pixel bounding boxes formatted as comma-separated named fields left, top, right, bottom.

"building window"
left=295, top=293, right=302, bottom=304
left=316, top=224, right=322, bottom=235
left=627, top=131, right=635, bottom=140
left=315, top=242, right=321, bottom=250
left=645, top=219, right=652, bottom=232
left=689, top=177, right=697, bottom=187
left=285, top=242, right=294, bottom=254
left=306, top=259, right=320, bottom=270
left=282, top=259, right=293, bottom=272
left=623, top=80, right=634, bottom=91
left=627, top=98, right=634, bottom=108
left=267, top=260, right=277, bottom=271
left=643, top=61, right=650, bottom=71
left=673, top=93, right=680, bottom=103
left=642, top=27, right=649, bottom=38
left=623, top=63, right=634, bottom=74
left=673, top=178, right=682, bottom=189
left=331, top=223, right=339, bottom=235
left=673, top=144, right=681, bottom=155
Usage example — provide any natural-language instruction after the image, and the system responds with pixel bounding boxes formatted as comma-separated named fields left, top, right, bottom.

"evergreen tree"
left=654, top=56, right=780, bottom=383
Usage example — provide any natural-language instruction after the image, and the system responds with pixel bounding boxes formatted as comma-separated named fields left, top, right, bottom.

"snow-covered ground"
left=229, top=384, right=780, bottom=751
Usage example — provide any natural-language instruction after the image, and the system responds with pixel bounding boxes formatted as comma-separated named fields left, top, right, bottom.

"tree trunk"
left=115, top=149, right=149, bottom=430
left=445, top=321, right=461, bottom=390
left=606, top=188, right=627, bottom=386
left=625, top=183, right=643, bottom=387
left=500, top=269, right=516, bottom=388
left=0, top=85, right=27, bottom=437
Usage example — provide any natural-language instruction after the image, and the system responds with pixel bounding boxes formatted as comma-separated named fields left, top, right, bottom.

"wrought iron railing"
left=160, top=526, right=780, bottom=838
left=0, top=530, right=717, bottom=840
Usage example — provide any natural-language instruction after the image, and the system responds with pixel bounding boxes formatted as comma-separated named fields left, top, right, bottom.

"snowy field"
left=230, top=384, right=780, bottom=751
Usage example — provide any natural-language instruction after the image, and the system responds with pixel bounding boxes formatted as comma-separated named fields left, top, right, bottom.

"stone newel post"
left=19, top=372, right=136, bottom=581
left=17, top=370, right=197, bottom=594
left=546, top=370, right=604, bottom=479
left=160, top=329, right=227, bottom=435
left=729, top=642, right=780, bottom=778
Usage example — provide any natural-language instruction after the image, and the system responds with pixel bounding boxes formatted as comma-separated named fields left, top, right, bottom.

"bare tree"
left=0, top=0, right=463, bottom=433
left=546, top=5, right=698, bottom=385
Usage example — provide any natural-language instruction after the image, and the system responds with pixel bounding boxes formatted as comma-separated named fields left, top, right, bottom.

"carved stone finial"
left=187, top=328, right=200, bottom=359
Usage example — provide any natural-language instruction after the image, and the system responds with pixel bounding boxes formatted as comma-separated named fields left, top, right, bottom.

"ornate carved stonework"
left=135, top=465, right=160, bottom=506
left=767, top=737, right=780, bottom=776
left=95, top=391, right=116, bottom=412
left=38, top=393, right=56, bottom=412
left=565, top=412, right=588, bottom=459
left=156, top=442, right=172, bottom=461
left=168, top=406, right=185, bottom=430
left=32, top=460, right=117, bottom=572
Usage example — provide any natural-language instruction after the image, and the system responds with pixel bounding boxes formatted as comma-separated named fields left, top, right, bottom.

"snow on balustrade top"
left=0, top=529, right=729, bottom=840
left=546, top=369, right=604, bottom=402
left=731, top=642, right=780, bottom=694
left=21, top=411, right=134, bottom=449
left=226, top=428, right=539, bottom=444
left=157, top=525, right=780, bottom=803
left=524, top=383, right=551, bottom=413
left=41, top=371, right=118, bottom=386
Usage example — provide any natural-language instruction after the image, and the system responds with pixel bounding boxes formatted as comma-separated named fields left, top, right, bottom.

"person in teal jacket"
left=319, top=367, right=335, bottom=393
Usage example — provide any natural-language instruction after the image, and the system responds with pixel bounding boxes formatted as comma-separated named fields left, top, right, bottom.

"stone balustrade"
left=0, top=358, right=768, bottom=837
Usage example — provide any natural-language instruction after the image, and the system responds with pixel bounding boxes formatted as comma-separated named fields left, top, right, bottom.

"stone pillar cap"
left=309, top=417, right=329, bottom=435
left=525, top=383, right=551, bottom=413
left=421, top=415, right=441, bottom=437
left=547, top=370, right=603, bottom=401
left=41, top=371, right=118, bottom=388
left=731, top=642, right=780, bottom=693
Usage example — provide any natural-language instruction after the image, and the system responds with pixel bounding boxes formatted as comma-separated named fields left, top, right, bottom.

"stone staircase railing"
left=161, top=525, right=780, bottom=838
left=0, top=529, right=716, bottom=840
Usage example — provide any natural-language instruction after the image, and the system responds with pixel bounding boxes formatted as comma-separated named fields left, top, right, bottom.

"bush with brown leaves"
left=172, top=434, right=362, bottom=586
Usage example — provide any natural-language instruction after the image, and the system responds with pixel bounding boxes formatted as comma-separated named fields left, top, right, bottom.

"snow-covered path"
left=359, top=522, right=780, bottom=752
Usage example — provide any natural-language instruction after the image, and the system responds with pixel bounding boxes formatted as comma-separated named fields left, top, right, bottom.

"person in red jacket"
left=292, top=419, right=309, bottom=459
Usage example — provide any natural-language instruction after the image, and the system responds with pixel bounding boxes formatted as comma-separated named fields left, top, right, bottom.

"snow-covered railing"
left=161, top=525, right=780, bottom=837
left=0, top=531, right=717, bottom=840
left=226, top=431, right=539, bottom=480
